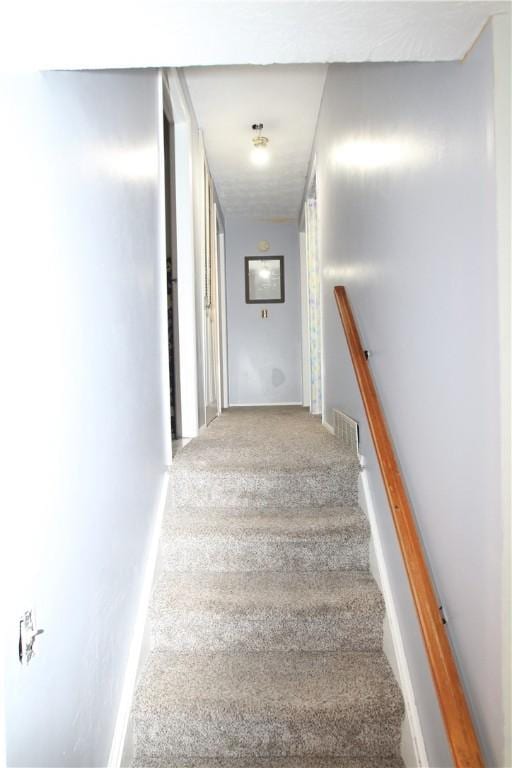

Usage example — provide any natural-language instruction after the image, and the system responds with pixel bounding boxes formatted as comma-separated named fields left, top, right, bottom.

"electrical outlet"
left=19, top=610, right=44, bottom=665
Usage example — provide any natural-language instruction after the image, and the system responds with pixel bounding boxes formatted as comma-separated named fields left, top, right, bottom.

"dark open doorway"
left=163, top=111, right=181, bottom=439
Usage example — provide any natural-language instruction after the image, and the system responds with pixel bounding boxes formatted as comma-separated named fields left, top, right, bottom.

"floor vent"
left=333, top=409, right=359, bottom=457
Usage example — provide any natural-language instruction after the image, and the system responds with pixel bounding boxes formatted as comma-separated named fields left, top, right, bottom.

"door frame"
left=302, top=157, right=323, bottom=417
left=203, top=171, right=222, bottom=425
left=165, top=69, right=199, bottom=439
left=217, top=225, right=229, bottom=409
left=213, top=205, right=227, bottom=411
left=299, top=227, right=311, bottom=408
left=162, top=104, right=182, bottom=440
left=156, top=74, right=173, bottom=465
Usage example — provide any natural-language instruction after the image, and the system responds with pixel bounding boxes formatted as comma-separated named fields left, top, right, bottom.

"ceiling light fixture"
left=250, top=123, right=270, bottom=167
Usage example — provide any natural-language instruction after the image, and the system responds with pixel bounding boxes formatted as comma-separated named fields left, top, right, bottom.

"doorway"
left=163, top=111, right=181, bottom=439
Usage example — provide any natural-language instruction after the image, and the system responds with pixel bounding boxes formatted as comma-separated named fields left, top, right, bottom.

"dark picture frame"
left=244, top=255, right=285, bottom=304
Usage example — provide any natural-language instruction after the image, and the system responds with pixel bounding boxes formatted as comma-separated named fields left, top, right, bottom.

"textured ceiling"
left=184, top=65, right=328, bottom=219
left=0, top=1, right=507, bottom=70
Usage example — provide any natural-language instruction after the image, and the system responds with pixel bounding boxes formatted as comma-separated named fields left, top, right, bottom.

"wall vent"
left=332, top=409, right=359, bottom=457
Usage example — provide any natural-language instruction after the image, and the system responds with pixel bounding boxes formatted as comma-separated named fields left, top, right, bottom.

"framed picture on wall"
left=245, top=255, right=285, bottom=303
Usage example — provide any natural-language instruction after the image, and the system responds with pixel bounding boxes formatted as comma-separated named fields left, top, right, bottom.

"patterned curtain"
left=305, top=197, right=322, bottom=415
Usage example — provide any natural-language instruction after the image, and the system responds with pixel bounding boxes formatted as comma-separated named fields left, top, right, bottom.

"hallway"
left=2, top=4, right=510, bottom=766
left=131, top=407, right=404, bottom=766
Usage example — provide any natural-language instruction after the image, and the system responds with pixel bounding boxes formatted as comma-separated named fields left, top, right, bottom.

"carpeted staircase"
left=131, top=407, right=404, bottom=767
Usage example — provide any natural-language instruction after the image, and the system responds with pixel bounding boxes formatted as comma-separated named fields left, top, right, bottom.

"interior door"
left=204, top=170, right=219, bottom=425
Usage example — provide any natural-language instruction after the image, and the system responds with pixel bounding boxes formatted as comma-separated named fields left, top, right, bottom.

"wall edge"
left=107, top=473, right=169, bottom=768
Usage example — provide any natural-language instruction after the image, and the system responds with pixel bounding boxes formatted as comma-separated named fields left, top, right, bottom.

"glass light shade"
left=250, top=144, right=270, bottom=166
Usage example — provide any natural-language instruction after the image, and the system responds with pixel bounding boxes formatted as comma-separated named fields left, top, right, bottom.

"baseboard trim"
left=229, top=402, right=303, bottom=407
left=358, top=459, right=428, bottom=768
left=107, top=471, right=169, bottom=768
left=322, top=418, right=335, bottom=435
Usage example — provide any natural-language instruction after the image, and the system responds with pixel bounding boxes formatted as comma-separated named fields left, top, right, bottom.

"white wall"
left=1, top=70, right=170, bottom=766
left=314, top=23, right=507, bottom=767
left=225, top=218, right=302, bottom=406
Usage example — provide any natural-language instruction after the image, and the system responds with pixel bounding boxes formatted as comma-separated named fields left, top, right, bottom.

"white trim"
left=323, top=416, right=426, bottom=764
left=491, top=15, right=512, bottom=768
left=213, top=202, right=223, bottom=417
left=304, top=158, right=323, bottom=418
left=299, top=230, right=311, bottom=408
left=172, top=436, right=193, bottom=452
left=218, top=231, right=229, bottom=409
left=229, top=402, right=303, bottom=407
left=0, top=633, right=5, bottom=768
left=358, top=458, right=428, bottom=768
left=157, top=73, right=172, bottom=465
left=166, top=69, right=199, bottom=439
left=162, top=84, right=183, bottom=441
left=314, top=164, right=326, bottom=426
left=199, top=139, right=211, bottom=429
left=302, top=150, right=319, bottom=217
left=322, top=418, right=335, bottom=435
left=107, top=473, right=169, bottom=768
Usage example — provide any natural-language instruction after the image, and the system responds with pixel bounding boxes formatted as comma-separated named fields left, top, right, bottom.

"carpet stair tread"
left=133, top=757, right=404, bottom=767
left=130, top=408, right=404, bottom=768
left=150, top=570, right=384, bottom=652
left=162, top=507, right=370, bottom=573
left=133, top=649, right=403, bottom=760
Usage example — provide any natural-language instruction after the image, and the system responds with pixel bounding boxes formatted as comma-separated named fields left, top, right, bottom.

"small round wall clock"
left=258, top=240, right=270, bottom=252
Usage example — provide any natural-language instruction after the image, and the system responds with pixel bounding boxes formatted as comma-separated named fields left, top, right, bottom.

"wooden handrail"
left=334, top=286, right=484, bottom=768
